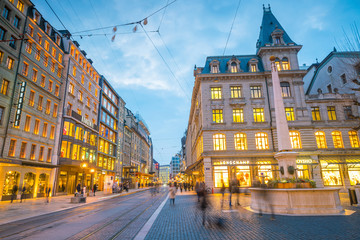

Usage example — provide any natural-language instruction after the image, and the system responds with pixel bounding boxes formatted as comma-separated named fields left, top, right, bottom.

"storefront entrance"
left=2, top=171, right=20, bottom=201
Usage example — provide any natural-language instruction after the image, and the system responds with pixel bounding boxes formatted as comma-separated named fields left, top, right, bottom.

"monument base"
left=250, top=188, right=343, bottom=215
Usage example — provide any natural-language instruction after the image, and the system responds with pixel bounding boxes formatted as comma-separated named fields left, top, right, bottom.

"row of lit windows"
left=211, top=83, right=291, bottom=100
left=102, top=96, right=117, bottom=116
left=22, top=60, right=62, bottom=86
left=28, top=90, right=58, bottom=117
left=62, top=121, right=97, bottom=146
left=70, top=45, right=99, bottom=84
left=23, top=115, right=55, bottom=139
left=71, top=65, right=99, bottom=98
left=213, top=107, right=296, bottom=123
left=212, top=130, right=360, bottom=151
left=99, top=123, right=116, bottom=143
left=2, top=2, right=22, bottom=32
left=101, top=110, right=117, bottom=130
left=311, top=106, right=353, bottom=121
left=103, top=84, right=119, bottom=105
left=8, top=139, right=52, bottom=162
left=274, top=57, right=290, bottom=71
left=68, top=82, right=97, bottom=112
left=0, top=50, right=15, bottom=71
left=60, top=141, right=96, bottom=162
left=98, top=139, right=115, bottom=156
left=98, top=154, right=115, bottom=170
left=210, top=61, right=258, bottom=74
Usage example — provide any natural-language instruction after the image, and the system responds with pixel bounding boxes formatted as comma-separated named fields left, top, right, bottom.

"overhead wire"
left=44, top=0, right=68, bottom=32
left=223, top=0, right=242, bottom=56
left=71, top=0, right=177, bottom=34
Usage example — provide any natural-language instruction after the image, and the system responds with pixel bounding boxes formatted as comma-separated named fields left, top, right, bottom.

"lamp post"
left=80, top=162, right=87, bottom=195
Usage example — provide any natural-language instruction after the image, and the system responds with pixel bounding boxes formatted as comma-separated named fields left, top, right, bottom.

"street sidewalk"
left=0, top=188, right=149, bottom=225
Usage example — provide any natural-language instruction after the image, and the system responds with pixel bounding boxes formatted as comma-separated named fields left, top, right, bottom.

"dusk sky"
left=33, top=0, right=360, bottom=165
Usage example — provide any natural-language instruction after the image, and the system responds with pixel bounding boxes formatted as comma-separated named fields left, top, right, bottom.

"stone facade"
left=185, top=6, right=360, bottom=193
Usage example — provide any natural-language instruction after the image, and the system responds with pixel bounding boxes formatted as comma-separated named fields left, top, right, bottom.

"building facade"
left=98, top=76, right=119, bottom=192
left=56, top=34, right=101, bottom=195
left=170, top=154, right=180, bottom=180
left=185, top=6, right=360, bottom=192
left=1, top=5, right=65, bottom=200
left=159, top=164, right=170, bottom=184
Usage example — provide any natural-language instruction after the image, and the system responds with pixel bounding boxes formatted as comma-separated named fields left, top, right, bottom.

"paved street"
left=0, top=188, right=359, bottom=240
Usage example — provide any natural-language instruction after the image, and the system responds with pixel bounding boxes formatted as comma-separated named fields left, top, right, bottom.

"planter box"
left=278, top=183, right=296, bottom=188
left=299, top=182, right=311, bottom=188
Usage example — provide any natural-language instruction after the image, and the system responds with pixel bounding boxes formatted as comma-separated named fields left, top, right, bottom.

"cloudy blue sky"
left=33, top=0, right=360, bottom=165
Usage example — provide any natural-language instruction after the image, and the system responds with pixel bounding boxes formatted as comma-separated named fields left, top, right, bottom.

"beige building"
left=185, top=6, right=360, bottom=192
left=55, top=33, right=101, bottom=195
left=0, top=5, right=65, bottom=200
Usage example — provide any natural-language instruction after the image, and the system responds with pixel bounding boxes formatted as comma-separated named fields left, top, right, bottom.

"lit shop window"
left=212, top=109, right=223, bottom=123
left=348, top=164, right=360, bottom=185
left=236, top=166, right=251, bottom=186
left=349, top=131, right=360, bottom=148
left=331, top=131, right=344, bottom=148
left=255, top=132, right=269, bottom=150
left=213, top=133, right=226, bottom=151
left=321, top=161, right=342, bottom=186
left=289, top=131, right=301, bottom=149
left=214, top=166, right=229, bottom=188
left=315, top=131, right=327, bottom=149
left=234, top=133, right=247, bottom=150
left=281, top=57, right=290, bottom=70
left=211, top=87, right=222, bottom=99
left=257, top=165, right=272, bottom=183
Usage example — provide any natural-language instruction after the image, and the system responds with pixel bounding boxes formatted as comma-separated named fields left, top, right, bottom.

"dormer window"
left=33, top=11, right=40, bottom=24
left=45, top=23, right=51, bottom=35
left=56, top=35, right=61, bottom=45
left=209, top=60, right=220, bottom=74
left=230, top=62, right=237, bottom=73
left=271, top=28, right=284, bottom=46
left=281, top=57, right=290, bottom=70
left=248, top=58, right=259, bottom=72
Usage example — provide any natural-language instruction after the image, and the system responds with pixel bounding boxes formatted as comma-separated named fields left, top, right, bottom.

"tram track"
left=73, top=190, right=167, bottom=240
left=0, top=189, right=150, bottom=239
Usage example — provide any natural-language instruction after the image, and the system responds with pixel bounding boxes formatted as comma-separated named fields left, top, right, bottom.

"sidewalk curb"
left=0, top=188, right=149, bottom=226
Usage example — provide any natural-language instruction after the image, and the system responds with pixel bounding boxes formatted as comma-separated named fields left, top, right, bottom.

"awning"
left=185, top=159, right=203, bottom=174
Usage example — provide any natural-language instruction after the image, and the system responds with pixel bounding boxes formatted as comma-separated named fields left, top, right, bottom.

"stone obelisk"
left=269, top=56, right=298, bottom=178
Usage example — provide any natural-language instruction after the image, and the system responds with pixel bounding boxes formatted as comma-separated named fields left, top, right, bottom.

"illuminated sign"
left=155, top=163, right=159, bottom=170
left=213, top=160, right=250, bottom=166
left=82, top=116, right=94, bottom=128
left=296, top=159, right=314, bottom=164
left=14, top=81, right=26, bottom=127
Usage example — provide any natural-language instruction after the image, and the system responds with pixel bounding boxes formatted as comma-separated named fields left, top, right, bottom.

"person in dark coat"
left=20, top=186, right=26, bottom=203
left=46, top=186, right=51, bottom=203
left=10, top=184, right=18, bottom=203
left=93, top=183, right=97, bottom=196
left=76, top=183, right=81, bottom=195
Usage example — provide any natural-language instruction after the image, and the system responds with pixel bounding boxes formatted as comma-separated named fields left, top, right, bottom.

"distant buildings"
left=0, top=1, right=154, bottom=200
left=170, top=154, right=180, bottom=180
left=159, top=165, right=170, bottom=184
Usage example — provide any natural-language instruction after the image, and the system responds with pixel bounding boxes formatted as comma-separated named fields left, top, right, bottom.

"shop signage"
left=14, top=81, right=26, bottom=127
left=82, top=116, right=94, bottom=128
left=213, top=160, right=249, bottom=166
left=296, top=159, right=314, bottom=164
left=0, top=158, right=21, bottom=164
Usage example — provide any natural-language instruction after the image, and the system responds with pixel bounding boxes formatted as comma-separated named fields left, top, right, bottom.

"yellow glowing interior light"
left=81, top=163, right=87, bottom=168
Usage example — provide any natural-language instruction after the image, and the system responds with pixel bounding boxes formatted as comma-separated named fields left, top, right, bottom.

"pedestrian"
left=76, top=183, right=81, bottom=196
left=195, top=181, right=200, bottom=202
left=93, top=183, right=98, bottom=196
left=20, top=186, right=26, bottom=203
left=169, top=184, right=176, bottom=205
left=10, top=184, right=18, bottom=203
left=138, top=182, right=140, bottom=189
left=46, top=186, right=51, bottom=203
left=220, top=179, right=225, bottom=208
left=199, top=189, right=209, bottom=226
left=180, top=183, right=183, bottom=193
left=230, top=179, right=240, bottom=206
left=112, top=182, right=117, bottom=194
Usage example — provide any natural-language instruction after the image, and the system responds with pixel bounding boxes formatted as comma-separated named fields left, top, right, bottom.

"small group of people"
left=10, top=184, right=51, bottom=203
left=220, top=179, right=241, bottom=207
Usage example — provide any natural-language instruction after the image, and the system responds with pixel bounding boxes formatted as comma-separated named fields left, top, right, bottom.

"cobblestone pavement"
left=145, top=191, right=360, bottom=240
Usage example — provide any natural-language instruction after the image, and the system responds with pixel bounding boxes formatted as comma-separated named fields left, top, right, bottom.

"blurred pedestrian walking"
left=93, top=183, right=98, bottom=196
left=46, top=185, right=51, bottom=203
left=220, top=179, right=226, bottom=208
left=20, top=186, right=26, bottom=203
left=10, top=184, right=18, bottom=203
left=169, top=184, right=176, bottom=205
left=258, top=186, right=275, bottom=220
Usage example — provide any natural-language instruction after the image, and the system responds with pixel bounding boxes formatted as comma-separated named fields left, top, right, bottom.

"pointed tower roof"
left=256, top=5, right=296, bottom=52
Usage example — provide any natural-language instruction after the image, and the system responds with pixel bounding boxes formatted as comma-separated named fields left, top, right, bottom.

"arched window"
left=255, top=132, right=269, bottom=150
left=275, top=58, right=281, bottom=71
left=280, top=82, right=291, bottom=97
left=349, top=131, right=360, bottom=148
left=331, top=131, right=344, bottom=148
left=213, top=133, right=226, bottom=150
left=23, top=172, right=36, bottom=196
left=289, top=131, right=302, bottom=149
left=210, top=60, right=220, bottom=74
left=234, top=133, right=247, bottom=150
left=37, top=173, right=49, bottom=195
left=230, top=62, right=237, bottom=73
left=281, top=57, right=290, bottom=70
left=2, top=171, right=20, bottom=198
left=315, top=131, right=327, bottom=148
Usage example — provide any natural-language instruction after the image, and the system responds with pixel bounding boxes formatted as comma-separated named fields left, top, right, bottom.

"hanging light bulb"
left=133, top=25, right=137, bottom=33
left=113, top=26, right=117, bottom=33
left=111, top=35, right=116, bottom=42
left=143, top=18, right=148, bottom=25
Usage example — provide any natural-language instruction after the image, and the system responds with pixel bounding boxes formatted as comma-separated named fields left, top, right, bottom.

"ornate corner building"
left=185, top=6, right=360, bottom=192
